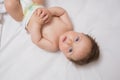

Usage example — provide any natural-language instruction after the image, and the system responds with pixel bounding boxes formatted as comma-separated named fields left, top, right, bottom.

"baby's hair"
left=70, top=34, right=100, bottom=65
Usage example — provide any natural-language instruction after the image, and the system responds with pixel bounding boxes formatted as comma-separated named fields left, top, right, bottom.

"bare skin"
left=5, top=0, right=92, bottom=61
left=5, top=0, right=73, bottom=51
left=27, top=7, right=73, bottom=51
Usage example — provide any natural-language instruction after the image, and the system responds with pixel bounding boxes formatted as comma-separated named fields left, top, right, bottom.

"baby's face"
left=59, top=31, right=92, bottom=61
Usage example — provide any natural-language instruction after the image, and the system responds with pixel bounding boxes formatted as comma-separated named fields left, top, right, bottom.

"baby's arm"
left=5, top=0, right=23, bottom=21
left=28, top=9, right=46, bottom=44
left=29, top=9, right=58, bottom=52
left=30, top=25, right=57, bottom=52
left=48, top=7, right=73, bottom=28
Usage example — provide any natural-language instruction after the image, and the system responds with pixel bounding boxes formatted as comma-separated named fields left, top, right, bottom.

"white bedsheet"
left=0, top=0, right=120, bottom=80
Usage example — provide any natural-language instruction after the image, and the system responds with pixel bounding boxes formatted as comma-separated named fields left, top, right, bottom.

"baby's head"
left=59, top=31, right=99, bottom=65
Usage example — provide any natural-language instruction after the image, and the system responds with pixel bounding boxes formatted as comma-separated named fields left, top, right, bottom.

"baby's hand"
left=35, top=8, right=52, bottom=24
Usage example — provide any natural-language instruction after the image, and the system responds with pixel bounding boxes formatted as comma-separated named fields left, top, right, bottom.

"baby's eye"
left=68, top=47, right=73, bottom=53
left=74, top=36, right=80, bottom=42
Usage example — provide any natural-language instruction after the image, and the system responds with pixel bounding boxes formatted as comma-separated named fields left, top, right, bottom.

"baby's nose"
left=66, top=39, right=72, bottom=45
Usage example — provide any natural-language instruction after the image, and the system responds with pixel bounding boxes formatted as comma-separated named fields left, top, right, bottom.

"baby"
left=5, top=0, right=99, bottom=65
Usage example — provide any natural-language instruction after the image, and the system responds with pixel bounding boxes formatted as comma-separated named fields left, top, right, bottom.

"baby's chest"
left=42, top=17, right=69, bottom=42
left=42, top=25, right=63, bottom=42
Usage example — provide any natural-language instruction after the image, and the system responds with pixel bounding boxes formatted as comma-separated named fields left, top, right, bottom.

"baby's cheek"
left=60, top=44, right=68, bottom=53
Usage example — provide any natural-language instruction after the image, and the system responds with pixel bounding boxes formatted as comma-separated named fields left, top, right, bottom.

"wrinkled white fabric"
left=0, top=0, right=6, bottom=13
left=0, top=0, right=120, bottom=80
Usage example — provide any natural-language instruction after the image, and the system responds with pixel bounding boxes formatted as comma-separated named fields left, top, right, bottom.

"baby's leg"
left=5, top=0, right=23, bottom=21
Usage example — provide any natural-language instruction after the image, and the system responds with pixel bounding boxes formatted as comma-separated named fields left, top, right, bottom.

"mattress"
left=0, top=0, right=120, bottom=80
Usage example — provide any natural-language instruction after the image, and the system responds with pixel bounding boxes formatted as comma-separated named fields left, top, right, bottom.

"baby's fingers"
left=35, top=9, right=42, bottom=16
left=42, top=15, right=48, bottom=22
left=40, top=11, right=47, bottom=18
